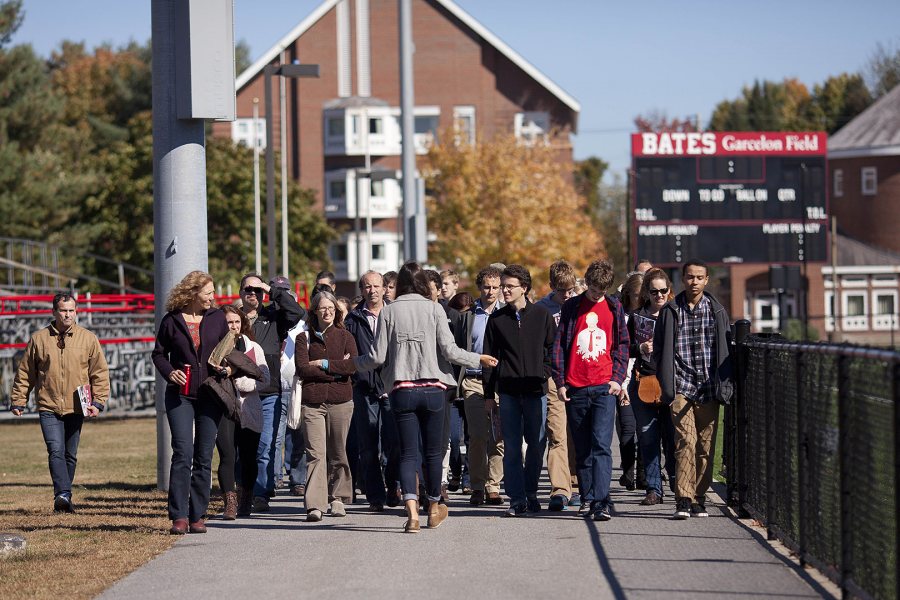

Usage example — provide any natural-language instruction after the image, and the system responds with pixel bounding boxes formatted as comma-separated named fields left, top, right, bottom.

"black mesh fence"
left=726, top=327, right=898, bottom=600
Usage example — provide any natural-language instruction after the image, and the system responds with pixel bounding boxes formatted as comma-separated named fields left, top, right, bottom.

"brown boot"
left=223, top=490, right=238, bottom=520
left=427, top=501, right=449, bottom=529
left=403, top=499, right=420, bottom=533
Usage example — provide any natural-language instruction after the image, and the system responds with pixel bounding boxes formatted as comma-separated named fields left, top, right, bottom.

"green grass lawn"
left=0, top=417, right=176, bottom=600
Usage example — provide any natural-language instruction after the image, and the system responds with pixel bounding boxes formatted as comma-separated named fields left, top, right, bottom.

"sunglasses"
left=649, top=288, right=669, bottom=296
left=57, top=335, right=66, bottom=350
left=243, top=286, right=264, bottom=295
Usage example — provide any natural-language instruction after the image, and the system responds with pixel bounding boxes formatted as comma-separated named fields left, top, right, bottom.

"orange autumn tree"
left=424, top=134, right=605, bottom=293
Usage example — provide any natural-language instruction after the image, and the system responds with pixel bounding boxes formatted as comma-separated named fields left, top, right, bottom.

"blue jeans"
left=273, top=390, right=289, bottom=483
left=630, top=379, right=676, bottom=496
left=566, top=384, right=616, bottom=509
left=286, top=426, right=308, bottom=487
left=391, top=386, right=445, bottom=502
left=353, top=385, right=400, bottom=504
left=499, top=393, right=547, bottom=507
left=166, top=390, right=223, bottom=521
left=254, top=393, right=282, bottom=497
left=39, top=411, right=84, bottom=497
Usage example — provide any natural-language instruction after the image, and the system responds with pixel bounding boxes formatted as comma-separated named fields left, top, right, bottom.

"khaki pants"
left=670, top=394, right=719, bottom=500
left=546, top=378, right=578, bottom=498
left=301, top=401, right=354, bottom=512
left=461, top=377, right=504, bottom=494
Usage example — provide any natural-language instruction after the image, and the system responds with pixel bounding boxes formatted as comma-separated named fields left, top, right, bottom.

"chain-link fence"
left=725, top=323, right=898, bottom=600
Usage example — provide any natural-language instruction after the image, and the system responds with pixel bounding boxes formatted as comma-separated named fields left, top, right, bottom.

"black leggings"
left=216, top=417, right=262, bottom=493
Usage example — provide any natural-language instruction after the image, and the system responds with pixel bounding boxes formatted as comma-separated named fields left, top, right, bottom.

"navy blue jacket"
left=345, top=301, right=385, bottom=396
left=151, top=308, right=229, bottom=399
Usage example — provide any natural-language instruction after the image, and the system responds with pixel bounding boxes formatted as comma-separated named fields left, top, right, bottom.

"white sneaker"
left=329, top=499, right=346, bottom=517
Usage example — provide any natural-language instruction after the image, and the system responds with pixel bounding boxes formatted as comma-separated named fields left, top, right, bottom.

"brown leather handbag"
left=636, top=372, right=662, bottom=405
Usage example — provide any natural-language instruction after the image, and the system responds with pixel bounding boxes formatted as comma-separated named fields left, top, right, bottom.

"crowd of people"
left=10, top=256, right=734, bottom=534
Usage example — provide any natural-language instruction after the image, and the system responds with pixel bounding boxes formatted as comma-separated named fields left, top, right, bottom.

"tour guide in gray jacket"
left=353, top=262, right=496, bottom=532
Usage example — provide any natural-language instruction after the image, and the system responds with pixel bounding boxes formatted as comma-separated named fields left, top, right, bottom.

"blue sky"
left=14, top=0, right=900, bottom=177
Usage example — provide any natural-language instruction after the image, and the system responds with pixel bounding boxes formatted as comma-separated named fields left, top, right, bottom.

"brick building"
left=212, top=0, right=580, bottom=289
left=732, top=86, right=900, bottom=346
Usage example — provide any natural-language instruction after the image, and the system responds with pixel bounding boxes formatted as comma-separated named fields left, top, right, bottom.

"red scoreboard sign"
left=631, top=131, right=828, bottom=266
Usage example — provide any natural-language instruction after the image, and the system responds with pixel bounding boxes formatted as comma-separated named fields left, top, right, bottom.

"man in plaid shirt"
left=652, top=259, right=734, bottom=520
left=551, top=260, right=629, bottom=522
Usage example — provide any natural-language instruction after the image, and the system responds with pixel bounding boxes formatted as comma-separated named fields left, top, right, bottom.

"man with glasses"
left=652, top=259, right=734, bottom=519
left=239, top=273, right=305, bottom=512
left=552, top=260, right=630, bottom=522
left=10, top=293, right=110, bottom=513
left=483, top=265, right=556, bottom=516
left=536, top=260, right=581, bottom=511
left=455, top=265, right=505, bottom=506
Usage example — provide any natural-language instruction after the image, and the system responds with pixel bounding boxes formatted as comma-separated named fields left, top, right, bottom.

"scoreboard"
left=631, top=131, right=828, bottom=266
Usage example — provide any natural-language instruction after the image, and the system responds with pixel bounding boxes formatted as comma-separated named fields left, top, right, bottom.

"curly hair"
left=584, top=260, right=614, bottom=293
left=166, top=270, right=214, bottom=312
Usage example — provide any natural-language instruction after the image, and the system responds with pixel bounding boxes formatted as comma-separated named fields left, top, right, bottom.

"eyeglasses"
left=317, top=306, right=336, bottom=314
left=500, top=284, right=521, bottom=291
left=57, top=335, right=66, bottom=350
left=649, top=288, right=669, bottom=296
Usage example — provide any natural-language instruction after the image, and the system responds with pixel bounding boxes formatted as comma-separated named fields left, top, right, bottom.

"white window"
left=372, top=244, right=386, bottom=261
left=231, top=117, right=266, bottom=149
left=846, top=294, right=865, bottom=316
left=369, top=117, right=383, bottom=135
left=872, top=291, right=898, bottom=331
left=329, top=180, right=346, bottom=199
left=833, top=169, right=843, bottom=197
left=330, top=243, right=348, bottom=262
left=453, top=106, right=476, bottom=145
left=861, top=166, right=877, bottom=195
left=842, top=291, right=868, bottom=331
left=875, top=293, right=896, bottom=316
left=514, top=111, right=550, bottom=145
left=369, top=179, right=384, bottom=198
left=327, top=117, right=345, bottom=137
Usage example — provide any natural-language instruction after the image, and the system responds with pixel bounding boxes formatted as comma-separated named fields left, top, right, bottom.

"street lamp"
left=264, top=62, right=319, bottom=279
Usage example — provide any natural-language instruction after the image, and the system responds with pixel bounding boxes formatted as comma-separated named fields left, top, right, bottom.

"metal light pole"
left=264, top=63, right=319, bottom=279
left=252, top=97, right=262, bottom=274
left=279, top=52, right=289, bottom=278
left=399, top=0, right=417, bottom=261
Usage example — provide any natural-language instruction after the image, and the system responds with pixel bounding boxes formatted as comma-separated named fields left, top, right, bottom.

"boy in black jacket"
left=483, top=265, right=556, bottom=516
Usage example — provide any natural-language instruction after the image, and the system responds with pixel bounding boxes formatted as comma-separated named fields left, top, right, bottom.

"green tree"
left=866, top=41, right=900, bottom=99
left=425, top=134, right=605, bottom=292
left=810, top=73, right=872, bottom=134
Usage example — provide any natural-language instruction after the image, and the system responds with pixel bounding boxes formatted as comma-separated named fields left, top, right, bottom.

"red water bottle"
left=181, top=364, right=192, bottom=396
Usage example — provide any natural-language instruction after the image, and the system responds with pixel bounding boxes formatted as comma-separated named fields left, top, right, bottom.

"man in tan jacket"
left=10, top=293, right=109, bottom=513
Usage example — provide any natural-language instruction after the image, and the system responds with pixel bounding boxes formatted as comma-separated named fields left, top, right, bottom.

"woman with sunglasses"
left=627, top=268, right=677, bottom=506
left=152, top=270, right=229, bottom=534
left=295, top=290, right=359, bottom=522
left=354, top=262, right=497, bottom=533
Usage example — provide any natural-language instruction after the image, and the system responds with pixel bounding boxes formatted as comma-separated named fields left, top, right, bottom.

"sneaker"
left=578, top=502, right=592, bottom=517
left=447, top=476, right=461, bottom=492
left=485, top=491, right=504, bottom=505
left=548, top=494, right=568, bottom=512
left=690, top=501, right=709, bottom=518
left=593, top=504, right=612, bottom=522
left=53, top=492, right=75, bottom=514
left=568, top=493, right=582, bottom=508
left=526, top=496, right=541, bottom=513
left=440, top=483, right=450, bottom=502
left=306, top=509, right=323, bottom=522
left=329, top=500, right=346, bottom=517
left=252, top=496, right=270, bottom=513
left=640, top=490, right=663, bottom=505
left=673, top=497, right=691, bottom=520
left=504, top=503, right=527, bottom=517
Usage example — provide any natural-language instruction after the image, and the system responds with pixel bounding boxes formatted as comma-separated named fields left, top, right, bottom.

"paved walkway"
left=101, top=457, right=835, bottom=599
